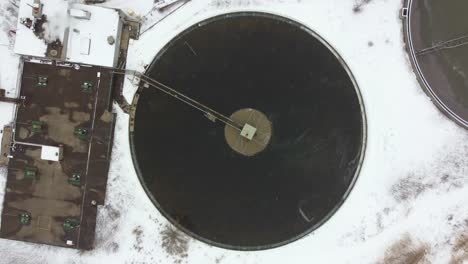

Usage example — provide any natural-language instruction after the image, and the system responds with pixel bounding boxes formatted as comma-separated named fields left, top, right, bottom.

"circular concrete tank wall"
left=130, top=12, right=366, bottom=250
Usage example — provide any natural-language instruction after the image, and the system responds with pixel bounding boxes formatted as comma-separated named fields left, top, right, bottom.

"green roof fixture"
left=19, top=212, right=31, bottom=225
left=37, top=76, right=48, bottom=88
left=24, top=166, right=38, bottom=180
left=81, top=81, right=93, bottom=94
left=74, top=127, right=89, bottom=140
left=68, top=173, right=81, bottom=187
left=31, top=121, right=44, bottom=133
left=63, top=218, right=80, bottom=232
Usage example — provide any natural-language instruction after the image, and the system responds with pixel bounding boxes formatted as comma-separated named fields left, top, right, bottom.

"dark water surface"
left=131, top=13, right=365, bottom=249
left=409, top=0, right=468, bottom=126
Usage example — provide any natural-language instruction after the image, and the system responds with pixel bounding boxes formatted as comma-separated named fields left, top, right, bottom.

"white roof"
left=65, top=4, right=121, bottom=67
left=14, top=0, right=49, bottom=57
left=14, top=0, right=121, bottom=67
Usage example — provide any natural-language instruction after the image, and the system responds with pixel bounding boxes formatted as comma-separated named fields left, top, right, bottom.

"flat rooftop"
left=14, top=0, right=122, bottom=67
left=0, top=59, right=116, bottom=249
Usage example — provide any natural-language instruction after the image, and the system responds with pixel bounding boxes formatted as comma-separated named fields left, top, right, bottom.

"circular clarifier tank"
left=405, top=0, right=468, bottom=128
left=130, top=12, right=366, bottom=250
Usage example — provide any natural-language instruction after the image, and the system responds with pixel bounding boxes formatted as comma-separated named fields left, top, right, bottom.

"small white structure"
left=79, top=37, right=91, bottom=55
left=240, top=124, right=257, bottom=140
left=68, top=8, right=91, bottom=20
left=155, top=0, right=183, bottom=9
left=15, top=0, right=123, bottom=67
left=40, top=145, right=62, bottom=162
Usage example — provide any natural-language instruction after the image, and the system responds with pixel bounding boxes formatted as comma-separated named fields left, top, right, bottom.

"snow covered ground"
left=0, top=0, right=467, bottom=263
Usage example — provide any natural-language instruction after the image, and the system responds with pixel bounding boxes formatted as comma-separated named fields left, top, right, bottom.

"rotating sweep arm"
left=113, top=69, right=245, bottom=133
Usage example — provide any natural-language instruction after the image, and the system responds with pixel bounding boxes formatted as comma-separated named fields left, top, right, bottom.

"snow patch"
left=41, top=0, right=70, bottom=42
